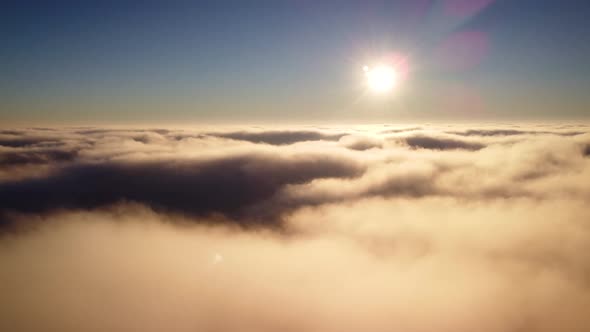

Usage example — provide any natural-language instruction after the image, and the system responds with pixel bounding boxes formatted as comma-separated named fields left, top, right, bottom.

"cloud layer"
left=1, top=123, right=590, bottom=331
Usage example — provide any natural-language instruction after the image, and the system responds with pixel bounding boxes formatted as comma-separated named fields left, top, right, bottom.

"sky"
left=1, top=0, right=590, bottom=124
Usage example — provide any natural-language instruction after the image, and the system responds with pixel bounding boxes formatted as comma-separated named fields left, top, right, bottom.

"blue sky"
left=2, top=0, right=590, bottom=124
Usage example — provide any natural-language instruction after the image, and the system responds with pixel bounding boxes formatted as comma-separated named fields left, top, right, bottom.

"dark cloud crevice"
left=0, top=154, right=364, bottom=225
left=400, top=135, right=485, bottom=151
left=208, top=130, right=347, bottom=145
left=0, top=137, right=59, bottom=148
left=0, top=149, right=79, bottom=167
left=449, top=129, right=586, bottom=137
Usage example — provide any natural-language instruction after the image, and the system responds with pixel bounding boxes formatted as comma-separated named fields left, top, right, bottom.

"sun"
left=364, top=65, right=399, bottom=94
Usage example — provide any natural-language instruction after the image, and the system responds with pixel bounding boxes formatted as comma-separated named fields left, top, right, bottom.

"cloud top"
left=1, top=123, right=590, bottom=331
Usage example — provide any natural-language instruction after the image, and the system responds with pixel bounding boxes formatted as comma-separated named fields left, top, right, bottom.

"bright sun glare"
left=364, top=65, right=398, bottom=93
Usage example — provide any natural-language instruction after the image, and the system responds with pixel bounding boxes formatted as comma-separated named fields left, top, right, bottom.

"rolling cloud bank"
left=1, top=123, right=590, bottom=331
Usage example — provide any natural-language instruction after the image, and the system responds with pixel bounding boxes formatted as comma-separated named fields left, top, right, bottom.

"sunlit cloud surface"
left=1, top=123, right=590, bottom=331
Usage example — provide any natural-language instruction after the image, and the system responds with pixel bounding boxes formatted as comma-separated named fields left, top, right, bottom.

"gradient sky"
left=2, top=0, right=590, bottom=124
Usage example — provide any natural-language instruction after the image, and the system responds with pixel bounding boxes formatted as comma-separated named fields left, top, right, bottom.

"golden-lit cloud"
left=1, top=123, right=590, bottom=331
